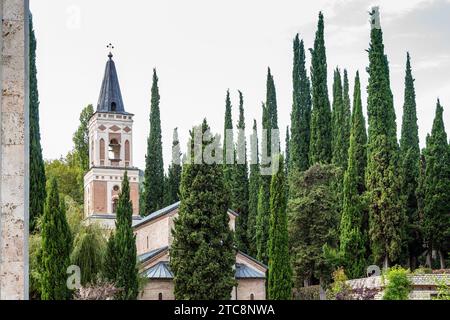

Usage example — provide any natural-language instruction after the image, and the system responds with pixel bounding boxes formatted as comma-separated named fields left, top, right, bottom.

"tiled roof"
left=137, top=246, right=169, bottom=264
left=235, top=263, right=265, bottom=279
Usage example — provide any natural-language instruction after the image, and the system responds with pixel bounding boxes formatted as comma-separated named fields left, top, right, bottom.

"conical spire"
left=97, top=52, right=125, bottom=113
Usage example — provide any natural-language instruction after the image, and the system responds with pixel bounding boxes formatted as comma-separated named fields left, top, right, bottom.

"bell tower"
left=84, top=50, right=141, bottom=228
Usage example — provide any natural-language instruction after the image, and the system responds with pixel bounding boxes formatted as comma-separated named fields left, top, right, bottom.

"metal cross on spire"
left=107, top=43, right=115, bottom=59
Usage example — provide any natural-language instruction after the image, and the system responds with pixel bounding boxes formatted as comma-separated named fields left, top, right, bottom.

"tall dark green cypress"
left=143, top=69, right=164, bottom=215
left=399, top=53, right=421, bottom=268
left=268, top=155, right=292, bottom=299
left=166, top=127, right=182, bottom=204
left=423, top=100, right=450, bottom=269
left=266, top=68, right=279, bottom=133
left=115, top=172, right=139, bottom=299
left=171, top=120, right=236, bottom=299
left=339, top=71, right=367, bottom=279
left=233, top=91, right=250, bottom=251
left=309, top=12, right=332, bottom=165
left=29, top=14, right=46, bottom=232
left=290, top=35, right=312, bottom=172
left=331, top=68, right=344, bottom=166
left=40, top=178, right=72, bottom=300
left=285, top=126, right=290, bottom=176
left=256, top=104, right=271, bottom=264
left=247, top=120, right=260, bottom=257
left=342, top=69, right=351, bottom=166
left=366, top=9, right=405, bottom=268
left=223, top=90, right=235, bottom=197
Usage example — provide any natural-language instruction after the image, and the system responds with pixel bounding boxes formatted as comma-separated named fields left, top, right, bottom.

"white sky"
left=30, top=0, right=450, bottom=170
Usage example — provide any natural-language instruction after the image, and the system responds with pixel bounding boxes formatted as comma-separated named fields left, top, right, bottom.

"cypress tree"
left=331, top=68, right=344, bottom=167
left=166, top=128, right=182, bottom=204
left=233, top=91, right=250, bottom=251
left=247, top=120, right=260, bottom=257
left=29, top=14, right=46, bottom=232
left=143, top=69, right=164, bottom=215
left=171, top=120, right=236, bottom=299
left=114, top=172, right=139, bottom=299
left=339, top=71, right=367, bottom=279
left=103, top=232, right=118, bottom=283
left=290, top=35, right=312, bottom=172
left=399, top=53, right=421, bottom=268
left=423, top=100, right=450, bottom=269
left=285, top=126, right=290, bottom=176
left=266, top=68, right=279, bottom=132
left=256, top=103, right=271, bottom=264
left=40, top=178, right=72, bottom=300
left=309, top=12, right=332, bottom=165
left=268, top=155, right=292, bottom=299
left=342, top=69, right=351, bottom=166
left=223, top=90, right=235, bottom=196
left=366, top=8, right=405, bottom=268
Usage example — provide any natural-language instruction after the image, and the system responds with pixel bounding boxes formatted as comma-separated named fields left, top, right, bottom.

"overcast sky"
left=30, top=0, right=450, bottom=170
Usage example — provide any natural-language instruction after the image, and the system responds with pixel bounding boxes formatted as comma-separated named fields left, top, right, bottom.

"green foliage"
left=70, top=224, right=106, bottom=285
left=29, top=233, right=43, bottom=300
left=382, top=266, right=411, bottom=300
left=290, top=35, right=312, bottom=172
left=294, top=285, right=320, bottom=300
left=423, top=100, right=450, bottom=267
left=233, top=91, right=250, bottom=252
left=171, top=120, right=236, bottom=299
left=247, top=120, right=260, bottom=257
left=114, top=172, right=139, bottom=299
left=366, top=23, right=405, bottom=267
left=143, top=69, right=165, bottom=215
left=223, top=90, right=235, bottom=196
left=73, top=104, right=94, bottom=173
left=268, top=155, right=292, bottom=300
left=339, top=71, right=367, bottom=279
left=326, top=267, right=352, bottom=300
left=433, top=277, right=450, bottom=300
left=309, top=12, right=332, bottom=165
left=288, top=164, right=341, bottom=289
left=400, top=53, right=422, bottom=266
left=40, top=178, right=72, bottom=300
left=165, top=128, right=182, bottom=205
left=256, top=183, right=270, bottom=264
left=103, top=232, right=118, bottom=283
left=45, top=153, right=84, bottom=204
left=29, top=14, right=46, bottom=232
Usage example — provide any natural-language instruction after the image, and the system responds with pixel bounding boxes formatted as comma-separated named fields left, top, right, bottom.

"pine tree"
left=309, top=12, right=332, bottom=165
left=171, top=120, right=236, bottom=299
left=114, top=172, right=139, bottom=299
left=268, top=155, right=292, bottom=299
left=423, top=100, right=450, bottom=269
left=366, top=9, right=405, bottom=268
left=40, top=178, right=72, bottom=300
left=223, top=90, right=235, bottom=196
left=166, top=128, right=182, bottom=204
left=29, top=14, right=46, bottom=232
left=233, top=91, right=250, bottom=251
left=290, top=35, right=312, bottom=172
left=399, top=53, right=421, bottom=268
left=143, top=69, right=164, bottom=215
left=247, top=120, right=260, bottom=257
left=339, top=71, right=367, bottom=279
left=73, top=104, right=94, bottom=173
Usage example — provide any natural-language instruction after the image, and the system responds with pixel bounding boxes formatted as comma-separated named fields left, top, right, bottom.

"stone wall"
left=0, top=0, right=29, bottom=300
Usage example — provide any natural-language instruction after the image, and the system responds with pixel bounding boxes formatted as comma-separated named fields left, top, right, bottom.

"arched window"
left=125, top=140, right=130, bottom=166
left=250, top=293, right=254, bottom=300
left=99, top=139, right=105, bottom=165
left=109, top=139, right=120, bottom=161
left=158, top=293, right=163, bottom=300
left=111, top=102, right=117, bottom=112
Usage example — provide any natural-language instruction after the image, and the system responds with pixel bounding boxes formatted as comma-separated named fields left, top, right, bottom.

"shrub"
left=382, top=266, right=412, bottom=300
left=294, top=285, right=320, bottom=300
left=326, top=267, right=352, bottom=300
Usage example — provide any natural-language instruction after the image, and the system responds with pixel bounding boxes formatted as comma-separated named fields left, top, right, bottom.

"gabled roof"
left=96, top=53, right=127, bottom=114
left=137, top=246, right=169, bottom=264
left=134, top=201, right=239, bottom=229
left=238, top=251, right=268, bottom=270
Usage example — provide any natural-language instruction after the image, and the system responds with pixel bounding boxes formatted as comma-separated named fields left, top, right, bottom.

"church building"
left=84, top=52, right=267, bottom=300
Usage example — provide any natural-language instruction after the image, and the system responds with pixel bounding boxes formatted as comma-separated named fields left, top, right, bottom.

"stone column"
left=0, top=0, right=29, bottom=300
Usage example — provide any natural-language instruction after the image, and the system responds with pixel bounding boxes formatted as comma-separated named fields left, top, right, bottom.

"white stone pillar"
left=0, top=0, right=29, bottom=300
